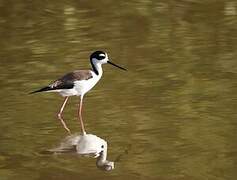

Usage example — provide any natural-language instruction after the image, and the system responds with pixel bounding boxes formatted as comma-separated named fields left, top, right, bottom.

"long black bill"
left=107, top=61, right=127, bottom=71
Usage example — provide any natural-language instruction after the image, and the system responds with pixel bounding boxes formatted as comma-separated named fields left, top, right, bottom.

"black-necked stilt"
left=31, top=51, right=126, bottom=135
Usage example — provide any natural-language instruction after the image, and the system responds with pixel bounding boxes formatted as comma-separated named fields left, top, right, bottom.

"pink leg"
left=78, top=96, right=86, bottom=135
left=57, top=97, right=71, bottom=134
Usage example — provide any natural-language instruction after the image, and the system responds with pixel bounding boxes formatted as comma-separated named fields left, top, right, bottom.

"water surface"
left=0, top=1, right=237, bottom=180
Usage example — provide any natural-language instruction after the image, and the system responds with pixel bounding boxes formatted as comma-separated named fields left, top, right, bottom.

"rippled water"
left=0, top=1, right=237, bottom=180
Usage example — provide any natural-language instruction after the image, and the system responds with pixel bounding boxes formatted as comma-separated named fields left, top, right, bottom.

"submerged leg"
left=57, top=96, right=71, bottom=134
left=77, top=95, right=86, bottom=135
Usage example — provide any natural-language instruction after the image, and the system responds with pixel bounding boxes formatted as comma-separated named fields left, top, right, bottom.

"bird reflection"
left=41, top=133, right=115, bottom=171
left=96, top=150, right=114, bottom=171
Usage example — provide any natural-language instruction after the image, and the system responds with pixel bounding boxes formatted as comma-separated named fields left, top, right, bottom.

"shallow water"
left=0, top=0, right=237, bottom=180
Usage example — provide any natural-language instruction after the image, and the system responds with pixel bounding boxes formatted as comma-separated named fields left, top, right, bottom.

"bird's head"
left=90, top=51, right=127, bottom=71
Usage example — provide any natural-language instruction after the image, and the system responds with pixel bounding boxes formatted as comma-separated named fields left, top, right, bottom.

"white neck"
left=95, top=63, right=103, bottom=76
left=91, top=59, right=103, bottom=76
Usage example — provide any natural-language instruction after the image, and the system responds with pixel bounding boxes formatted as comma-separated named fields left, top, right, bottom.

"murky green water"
left=0, top=0, right=237, bottom=179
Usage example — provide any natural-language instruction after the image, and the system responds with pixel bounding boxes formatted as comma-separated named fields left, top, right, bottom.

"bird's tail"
left=29, top=86, right=52, bottom=94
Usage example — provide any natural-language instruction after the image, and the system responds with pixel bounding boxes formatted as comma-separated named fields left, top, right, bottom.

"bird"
left=30, top=51, right=126, bottom=135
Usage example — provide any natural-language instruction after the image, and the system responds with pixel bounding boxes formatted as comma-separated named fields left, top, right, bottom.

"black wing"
left=29, top=82, right=74, bottom=94
left=29, top=70, right=92, bottom=94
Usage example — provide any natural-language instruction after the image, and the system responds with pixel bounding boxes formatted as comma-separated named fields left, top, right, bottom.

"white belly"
left=59, top=75, right=101, bottom=97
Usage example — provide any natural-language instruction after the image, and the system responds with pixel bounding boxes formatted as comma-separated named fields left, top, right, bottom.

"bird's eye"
left=99, top=54, right=105, bottom=59
left=99, top=54, right=105, bottom=57
left=97, top=54, right=105, bottom=60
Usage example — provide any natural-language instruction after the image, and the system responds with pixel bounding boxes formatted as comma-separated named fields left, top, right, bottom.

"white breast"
left=74, top=74, right=101, bottom=96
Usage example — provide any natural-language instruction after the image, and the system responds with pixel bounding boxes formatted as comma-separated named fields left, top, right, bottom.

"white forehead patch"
left=99, top=53, right=105, bottom=57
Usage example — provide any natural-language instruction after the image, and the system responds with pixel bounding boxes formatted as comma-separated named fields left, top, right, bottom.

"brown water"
left=0, top=0, right=237, bottom=179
